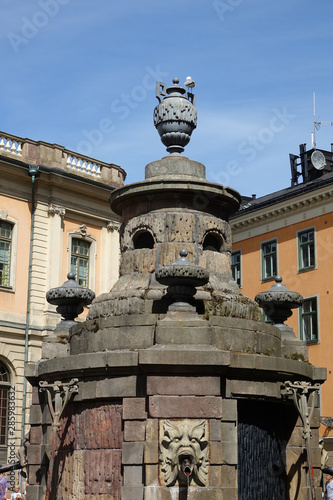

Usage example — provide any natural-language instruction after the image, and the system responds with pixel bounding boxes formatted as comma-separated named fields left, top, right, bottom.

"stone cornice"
left=231, top=188, right=333, bottom=231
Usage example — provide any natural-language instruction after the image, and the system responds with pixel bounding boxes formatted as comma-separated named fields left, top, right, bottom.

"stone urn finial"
left=255, top=276, right=303, bottom=326
left=154, top=77, right=197, bottom=155
left=155, top=249, right=209, bottom=312
left=46, top=273, right=95, bottom=328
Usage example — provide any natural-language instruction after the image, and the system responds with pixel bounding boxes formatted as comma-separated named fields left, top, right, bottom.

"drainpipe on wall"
left=21, top=165, right=40, bottom=446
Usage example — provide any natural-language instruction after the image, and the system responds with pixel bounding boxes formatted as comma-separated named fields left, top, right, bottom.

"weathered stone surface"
left=124, top=420, right=146, bottom=442
left=145, top=156, right=206, bottom=179
left=123, top=398, right=147, bottom=420
left=72, top=326, right=155, bottom=354
left=144, top=441, right=159, bottom=464
left=221, top=465, right=237, bottom=488
left=123, top=465, right=143, bottom=486
left=226, top=379, right=281, bottom=399
left=84, top=449, right=122, bottom=495
left=139, top=345, right=230, bottom=369
left=209, top=419, right=222, bottom=441
left=26, top=444, right=42, bottom=465
left=164, top=212, right=197, bottom=243
left=221, top=399, right=237, bottom=421
left=149, top=396, right=222, bottom=418
left=155, top=325, right=212, bottom=345
left=198, top=251, right=231, bottom=277
left=211, top=325, right=281, bottom=357
left=25, top=485, right=46, bottom=500
left=30, top=425, right=42, bottom=445
left=122, top=485, right=144, bottom=500
left=122, top=442, right=144, bottom=465
left=58, top=402, right=123, bottom=450
left=35, top=351, right=139, bottom=379
left=29, top=405, right=42, bottom=425
left=146, top=419, right=158, bottom=442
left=144, top=486, right=223, bottom=499
left=145, top=464, right=159, bottom=486
left=120, top=249, right=156, bottom=274
left=157, top=242, right=197, bottom=268
left=147, top=376, right=221, bottom=396
left=95, top=376, right=137, bottom=398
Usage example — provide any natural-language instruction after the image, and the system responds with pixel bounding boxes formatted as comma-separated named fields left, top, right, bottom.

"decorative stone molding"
left=160, top=419, right=209, bottom=487
left=0, top=209, right=8, bottom=220
left=48, top=204, right=66, bottom=218
left=232, top=189, right=333, bottom=230
left=107, top=220, right=121, bottom=232
left=71, top=224, right=91, bottom=238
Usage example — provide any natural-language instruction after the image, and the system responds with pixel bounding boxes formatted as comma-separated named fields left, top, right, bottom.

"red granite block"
left=124, top=420, right=146, bottom=441
left=123, top=398, right=147, bottom=420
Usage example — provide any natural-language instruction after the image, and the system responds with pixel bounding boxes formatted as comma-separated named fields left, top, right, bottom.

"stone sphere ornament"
left=154, top=78, right=197, bottom=155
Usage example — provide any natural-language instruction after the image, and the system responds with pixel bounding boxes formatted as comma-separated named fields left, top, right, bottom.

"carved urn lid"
left=155, top=249, right=209, bottom=313
left=155, top=249, right=209, bottom=288
left=255, top=276, right=303, bottom=326
left=46, top=273, right=95, bottom=327
left=154, top=78, right=197, bottom=155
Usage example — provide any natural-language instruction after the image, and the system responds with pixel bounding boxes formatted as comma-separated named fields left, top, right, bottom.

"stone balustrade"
left=0, top=134, right=23, bottom=156
left=0, top=131, right=126, bottom=187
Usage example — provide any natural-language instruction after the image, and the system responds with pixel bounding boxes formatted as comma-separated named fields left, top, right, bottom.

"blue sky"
left=1, top=0, right=333, bottom=197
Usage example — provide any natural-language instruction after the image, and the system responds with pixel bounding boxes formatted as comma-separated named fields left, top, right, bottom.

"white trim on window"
left=260, top=237, right=278, bottom=282
left=67, top=227, right=96, bottom=290
left=296, top=226, right=316, bottom=273
left=0, top=210, right=18, bottom=292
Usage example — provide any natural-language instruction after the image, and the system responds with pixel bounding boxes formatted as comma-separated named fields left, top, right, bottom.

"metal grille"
left=238, top=400, right=295, bottom=500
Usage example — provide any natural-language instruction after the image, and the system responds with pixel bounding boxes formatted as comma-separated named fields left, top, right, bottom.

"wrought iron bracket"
left=281, top=380, right=320, bottom=500
left=39, top=378, right=78, bottom=429
left=281, top=380, right=320, bottom=438
left=320, top=416, right=333, bottom=428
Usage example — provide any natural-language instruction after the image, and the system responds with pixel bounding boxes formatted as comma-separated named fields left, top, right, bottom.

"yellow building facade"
left=0, top=132, right=125, bottom=489
left=231, top=146, right=333, bottom=459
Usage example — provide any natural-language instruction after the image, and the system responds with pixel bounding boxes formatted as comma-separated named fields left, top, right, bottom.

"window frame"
left=0, top=360, right=11, bottom=464
left=0, top=211, right=17, bottom=292
left=261, top=238, right=278, bottom=282
left=67, top=231, right=96, bottom=290
left=231, top=249, right=242, bottom=287
left=299, top=295, right=319, bottom=344
left=297, top=227, right=316, bottom=273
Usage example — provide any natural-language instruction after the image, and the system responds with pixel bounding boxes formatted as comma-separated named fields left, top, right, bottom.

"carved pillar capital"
left=48, top=204, right=66, bottom=218
left=107, top=220, right=121, bottom=232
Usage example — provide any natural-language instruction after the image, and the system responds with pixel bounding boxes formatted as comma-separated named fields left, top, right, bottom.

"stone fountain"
left=25, top=78, right=326, bottom=500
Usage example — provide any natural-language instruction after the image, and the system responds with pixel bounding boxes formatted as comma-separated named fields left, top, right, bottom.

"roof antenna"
left=312, top=91, right=332, bottom=149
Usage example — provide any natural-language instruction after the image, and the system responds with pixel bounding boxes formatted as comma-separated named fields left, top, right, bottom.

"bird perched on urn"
left=184, top=76, right=195, bottom=89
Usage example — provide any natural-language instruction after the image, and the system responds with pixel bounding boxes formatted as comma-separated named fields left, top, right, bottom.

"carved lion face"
left=160, top=419, right=209, bottom=486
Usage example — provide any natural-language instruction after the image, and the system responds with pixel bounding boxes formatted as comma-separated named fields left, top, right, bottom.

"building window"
left=300, top=297, right=318, bottom=344
left=71, top=238, right=90, bottom=286
left=231, top=250, right=241, bottom=286
left=261, top=240, right=277, bottom=281
left=0, top=221, right=12, bottom=287
left=0, top=361, right=10, bottom=464
left=298, top=228, right=315, bottom=271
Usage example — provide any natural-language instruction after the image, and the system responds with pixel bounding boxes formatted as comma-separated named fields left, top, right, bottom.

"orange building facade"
left=0, top=132, right=125, bottom=490
left=231, top=145, right=333, bottom=459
